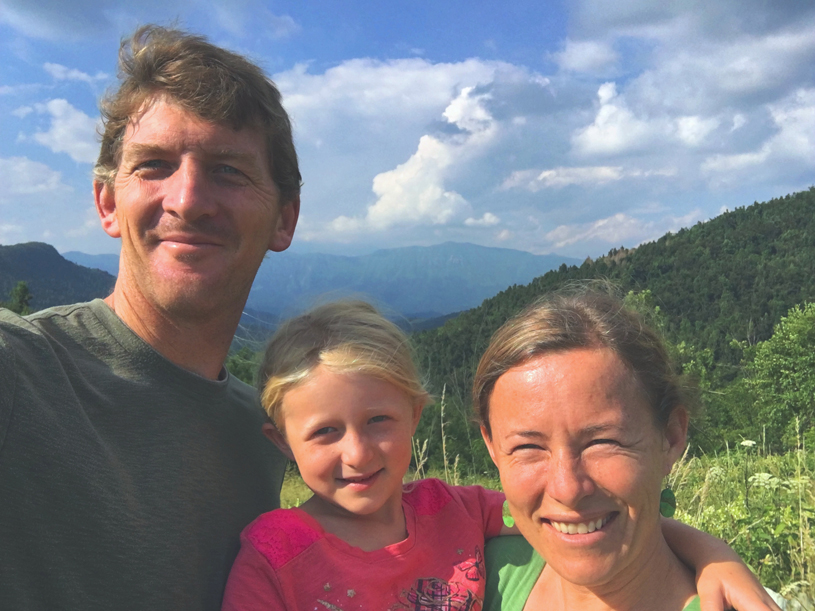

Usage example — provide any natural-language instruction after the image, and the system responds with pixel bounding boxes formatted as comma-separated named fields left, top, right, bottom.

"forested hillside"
left=412, top=188, right=815, bottom=470
left=0, top=242, right=115, bottom=310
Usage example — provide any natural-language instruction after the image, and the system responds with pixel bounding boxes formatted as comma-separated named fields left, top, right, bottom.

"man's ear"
left=262, top=422, right=295, bottom=461
left=663, top=406, right=689, bottom=475
left=94, top=180, right=121, bottom=238
left=269, top=194, right=300, bottom=253
left=480, top=425, right=498, bottom=466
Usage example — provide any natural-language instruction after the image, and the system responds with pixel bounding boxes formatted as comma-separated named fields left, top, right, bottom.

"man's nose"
left=547, top=451, right=594, bottom=507
left=162, top=160, right=218, bottom=220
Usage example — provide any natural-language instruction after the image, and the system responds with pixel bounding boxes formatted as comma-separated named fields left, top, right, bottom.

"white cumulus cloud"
left=464, top=212, right=500, bottom=227
left=702, top=87, right=815, bottom=182
left=502, top=165, right=677, bottom=191
left=545, top=209, right=702, bottom=249
left=0, top=156, right=71, bottom=200
left=43, top=63, right=108, bottom=84
left=572, top=82, right=665, bottom=156
left=33, top=99, right=99, bottom=164
left=553, top=39, right=618, bottom=74
left=329, top=86, right=498, bottom=233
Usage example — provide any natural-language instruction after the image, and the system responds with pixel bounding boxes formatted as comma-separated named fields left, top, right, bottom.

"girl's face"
left=267, top=366, right=422, bottom=523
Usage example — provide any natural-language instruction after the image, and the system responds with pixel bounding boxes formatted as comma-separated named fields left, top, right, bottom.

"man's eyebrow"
left=121, top=143, right=165, bottom=160
left=122, top=143, right=262, bottom=166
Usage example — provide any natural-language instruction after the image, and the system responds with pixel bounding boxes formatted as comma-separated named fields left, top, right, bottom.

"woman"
left=474, top=288, right=785, bottom=611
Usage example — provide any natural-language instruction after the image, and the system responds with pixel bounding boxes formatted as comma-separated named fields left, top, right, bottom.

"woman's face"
left=482, top=347, right=687, bottom=589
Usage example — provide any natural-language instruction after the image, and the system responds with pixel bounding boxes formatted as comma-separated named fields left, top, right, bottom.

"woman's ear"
left=481, top=424, right=498, bottom=467
left=663, top=406, right=689, bottom=474
left=262, top=422, right=295, bottom=461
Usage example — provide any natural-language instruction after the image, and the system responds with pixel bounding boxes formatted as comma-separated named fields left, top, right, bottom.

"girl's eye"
left=369, top=415, right=390, bottom=424
left=313, top=426, right=336, bottom=437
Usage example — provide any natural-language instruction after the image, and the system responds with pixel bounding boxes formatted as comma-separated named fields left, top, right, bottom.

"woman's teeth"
left=551, top=514, right=611, bottom=534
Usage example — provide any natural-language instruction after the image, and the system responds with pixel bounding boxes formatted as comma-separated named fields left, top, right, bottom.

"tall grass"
left=671, top=427, right=814, bottom=605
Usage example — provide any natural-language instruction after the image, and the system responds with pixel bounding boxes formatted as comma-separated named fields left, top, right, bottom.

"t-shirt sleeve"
left=221, top=540, right=288, bottom=611
left=447, top=483, right=506, bottom=539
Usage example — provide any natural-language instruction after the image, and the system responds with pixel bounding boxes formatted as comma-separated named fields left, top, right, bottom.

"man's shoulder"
left=0, top=300, right=105, bottom=336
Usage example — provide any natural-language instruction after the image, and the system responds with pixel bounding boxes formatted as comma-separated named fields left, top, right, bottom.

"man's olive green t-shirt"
left=0, top=300, right=287, bottom=611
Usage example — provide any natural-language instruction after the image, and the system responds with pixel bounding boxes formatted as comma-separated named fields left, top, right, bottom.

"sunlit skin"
left=264, top=367, right=424, bottom=551
left=482, top=348, right=695, bottom=610
left=94, top=97, right=298, bottom=378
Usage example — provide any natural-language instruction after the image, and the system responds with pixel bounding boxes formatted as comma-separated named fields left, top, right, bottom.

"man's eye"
left=136, top=159, right=170, bottom=171
left=215, top=165, right=241, bottom=175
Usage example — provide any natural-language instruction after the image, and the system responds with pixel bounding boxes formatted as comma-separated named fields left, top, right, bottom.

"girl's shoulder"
left=402, top=478, right=505, bottom=519
left=242, top=508, right=325, bottom=570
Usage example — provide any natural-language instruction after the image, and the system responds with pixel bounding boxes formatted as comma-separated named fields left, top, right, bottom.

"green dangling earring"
left=660, top=487, right=676, bottom=518
left=502, top=499, right=515, bottom=528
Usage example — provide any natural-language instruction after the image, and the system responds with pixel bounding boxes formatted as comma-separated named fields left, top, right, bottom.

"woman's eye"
left=512, top=444, right=543, bottom=453
left=588, top=438, right=619, bottom=447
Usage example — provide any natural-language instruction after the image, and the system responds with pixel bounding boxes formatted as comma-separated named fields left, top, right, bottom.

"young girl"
left=222, top=301, right=781, bottom=611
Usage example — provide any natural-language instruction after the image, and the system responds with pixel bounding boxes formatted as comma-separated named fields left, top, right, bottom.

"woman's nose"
left=547, top=452, right=594, bottom=507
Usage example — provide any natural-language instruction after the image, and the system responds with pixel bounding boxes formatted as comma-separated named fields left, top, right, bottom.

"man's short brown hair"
left=94, top=25, right=301, bottom=199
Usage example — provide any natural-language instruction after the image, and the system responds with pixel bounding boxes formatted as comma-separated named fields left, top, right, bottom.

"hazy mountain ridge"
left=64, top=242, right=581, bottom=319
left=0, top=243, right=115, bottom=310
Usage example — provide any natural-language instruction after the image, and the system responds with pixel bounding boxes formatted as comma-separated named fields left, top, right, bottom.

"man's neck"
left=104, top=287, right=240, bottom=381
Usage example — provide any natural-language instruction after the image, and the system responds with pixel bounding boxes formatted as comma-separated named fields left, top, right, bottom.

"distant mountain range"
left=63, top=242, right=580, bottom=319
left=2, top=242, right=579, bottom=323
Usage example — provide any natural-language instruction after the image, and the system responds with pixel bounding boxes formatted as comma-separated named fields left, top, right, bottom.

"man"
left=0, top=26, right=299, bottom=610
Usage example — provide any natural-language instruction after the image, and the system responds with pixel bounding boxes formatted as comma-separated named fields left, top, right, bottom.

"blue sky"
left=2, top=0, right=814, bottom=258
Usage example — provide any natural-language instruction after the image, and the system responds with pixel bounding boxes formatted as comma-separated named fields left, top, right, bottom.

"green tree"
left=225, top=346, right=260, bottom=385
left=1, top=281, right=33, bottom=315
left=747, top=302, right=815, bottom=450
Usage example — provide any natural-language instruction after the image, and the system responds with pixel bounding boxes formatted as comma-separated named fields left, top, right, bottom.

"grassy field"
left=280, top=439, right=815, bottom=607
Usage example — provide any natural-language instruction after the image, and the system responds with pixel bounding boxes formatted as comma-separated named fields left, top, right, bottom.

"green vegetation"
left=1, top=281, right=33, bottom=315
left=0, top=242, right=114, bottom=311
left=670, top=438, right=815, bottom=604
left=411, top=188, right=815, bottom=470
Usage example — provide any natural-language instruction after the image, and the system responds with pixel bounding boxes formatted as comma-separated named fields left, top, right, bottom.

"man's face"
left=95, top=97, right=298, bottom=320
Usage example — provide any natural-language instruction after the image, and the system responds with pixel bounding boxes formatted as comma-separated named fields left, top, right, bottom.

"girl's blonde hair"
left=258, top=300, right=431, bottom=431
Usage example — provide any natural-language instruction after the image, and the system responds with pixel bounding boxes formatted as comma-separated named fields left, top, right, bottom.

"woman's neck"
left=527, top=536, right=697, bottom=611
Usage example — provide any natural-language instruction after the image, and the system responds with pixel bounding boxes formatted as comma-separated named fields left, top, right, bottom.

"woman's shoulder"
left=483, top=536, right=545, bottom=611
